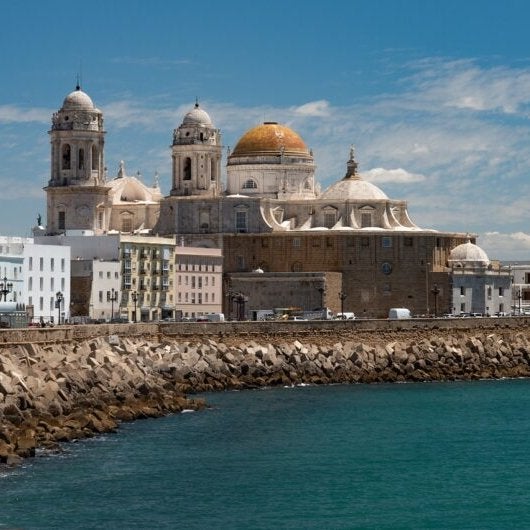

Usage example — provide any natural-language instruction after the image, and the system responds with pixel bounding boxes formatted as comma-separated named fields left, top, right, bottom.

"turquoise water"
left=3, top=380, right=530, bottom=529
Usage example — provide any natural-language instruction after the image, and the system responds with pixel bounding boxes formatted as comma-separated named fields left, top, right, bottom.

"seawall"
left=1, top=317, right=530, bottom=464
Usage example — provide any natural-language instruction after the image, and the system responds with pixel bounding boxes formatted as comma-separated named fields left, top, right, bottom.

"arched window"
left=242, top=179, right=257, bottom=189
left=92, top=145, right=98, bottom=170
left=183, top=158, right=192, bottom=180
left=78, top=148, right=85, bottom=169
left=62, top=144, right=71, bottom=170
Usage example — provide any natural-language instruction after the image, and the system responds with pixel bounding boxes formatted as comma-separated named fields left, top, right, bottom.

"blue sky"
left=2, top=0, right=530, bottom=258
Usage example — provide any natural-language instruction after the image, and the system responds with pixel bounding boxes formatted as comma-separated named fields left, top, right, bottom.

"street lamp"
left=316, top=286, right=326, bottom=309
left=0, top=276, right=13, bottom=301
left=339, top=291, right=347, bottom=318
left=109, top=288, right=118, bottom=321
left=431, top=284, right=440, bottom=317
left=131, top=290, right=138, bottom=323
left=55, top=291, right=63, bottom=325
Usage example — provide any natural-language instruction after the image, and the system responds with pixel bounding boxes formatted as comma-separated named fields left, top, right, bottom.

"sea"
left=3, top=379, right=530, bottom=529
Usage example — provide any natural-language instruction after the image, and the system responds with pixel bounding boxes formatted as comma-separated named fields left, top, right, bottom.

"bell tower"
left=170, top=102, right=222, bottom=197
left=45, top=85, right=108, bottom=234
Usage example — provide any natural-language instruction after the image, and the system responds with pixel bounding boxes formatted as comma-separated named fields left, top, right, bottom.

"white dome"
left=62, top=87, right=95, bottom=110
left=182, top=103, right=212, bottom=126
left=320, top=177, right=388, bottom=201
left=449, top=241, right=490, bottom=267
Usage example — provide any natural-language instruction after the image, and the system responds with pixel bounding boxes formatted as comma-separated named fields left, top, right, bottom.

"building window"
left=99, top=291, right=103, bottom=303
left=183, top=158, right=192, bottom=180
left=361, top=212, right=372, bottom=228
left=92, top=145, right=98, bottom=170
left=460, top=286, right=465, bottom=296
left=499, top=287, right=504, bottom=297
left=39, top=257, right=44, bottom=271
left=235, top=211, right=248, bottom=233
left=39, top=297, right=43, bottom=311
left=487, top=286, right=492, bottom=299
left=237, top=256, right=246, bottom=271
left=78, top=148, right=85, bottom=170
left=324, top=212, right=336, bottom=228
left=326, top=238, right=333, bottom=248
left=62, top=144, right=71, bottom=170
left=98, top=211, right=104, bottom=229
left=382, top=237, right=392, bottom=248
left=404, top=237, right=413, bottom=247
left=61, top=278, right=65, bottom=291
left=61, top=258, right=65, bottom=272
left=460, top=303, right=466, bottom=312
left=29, top=257, right=33, bottom=271
left=121, top=217, right=133, bottom=233
left=39, top=277, right=43, bottom=291
left=242, top=179, right=257, bottom=189
left=50, top=278, right=54, bottom=291
left=58, top=211, right=65, bottom=230
left=50, top=258, right=55, bottom=272
left=361, top=237, right=370, bottom=247
left=499, top=303, right=505, bottom=313
left=292, top=238, right=301, bottom=248
left=291, top=261, right=303, bottom=272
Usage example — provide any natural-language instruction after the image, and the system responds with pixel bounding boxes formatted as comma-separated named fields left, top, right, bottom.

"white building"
left=449, top=240, right=511, bottom=316
left=0, top=236, right=70, bottom=323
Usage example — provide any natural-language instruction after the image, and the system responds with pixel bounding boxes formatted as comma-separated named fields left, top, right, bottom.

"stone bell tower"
left=170, top=102, right=222, bottom=197
left=45, top=85, right=108, bottom=234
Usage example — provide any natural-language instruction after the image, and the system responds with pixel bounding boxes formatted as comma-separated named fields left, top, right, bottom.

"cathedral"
left=43, top=85, right=472, bottom=317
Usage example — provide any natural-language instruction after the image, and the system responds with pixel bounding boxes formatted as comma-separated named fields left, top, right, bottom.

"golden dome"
left=231, top=122, right=310, bottom=158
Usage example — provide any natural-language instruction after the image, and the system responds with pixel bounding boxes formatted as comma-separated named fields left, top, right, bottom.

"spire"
left=344, top=144, right=359, bottom=179
left=195, top=96, right=199, bottom=109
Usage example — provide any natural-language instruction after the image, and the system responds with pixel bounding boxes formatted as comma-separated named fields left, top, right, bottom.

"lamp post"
left=317, top=286, right=325, bottom=309
left=518, top=289, right=523, bottom=315
left=109, top=288, right=118, bottom=322
left=0, top=276, right=13, bottom=301
left=131, top=290, right=138, bottom=323
left=431, top=284, right=440, bottom=317
left=339, top=291, right=347, bottom=318
left=55, top=291, right=63, bottom=325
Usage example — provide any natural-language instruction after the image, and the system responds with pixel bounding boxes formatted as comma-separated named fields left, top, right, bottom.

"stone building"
left=448, top=240, right=512, bottom=316
left=42, top=86, right=474, bottom=318
left=45, top=86, right=162, bottom=236
left=155, top=110, right=470, bottom=317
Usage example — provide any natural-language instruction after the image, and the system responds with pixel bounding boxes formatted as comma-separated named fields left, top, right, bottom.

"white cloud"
left=292, top=100, right=331, bottom=117
left=0, top=105, right=50, bottom=124
left=363, top=167, right=426, bottom=184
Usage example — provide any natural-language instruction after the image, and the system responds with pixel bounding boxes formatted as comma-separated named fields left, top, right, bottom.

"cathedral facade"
left=44, top=86, right=472, bottom=317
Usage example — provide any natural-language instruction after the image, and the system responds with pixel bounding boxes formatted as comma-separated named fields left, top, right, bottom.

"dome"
left=320, top=177, right=388, bottom=201
left=62, top=87, right=95, bottom=110
left=449, top=240, right=490, bottom=266
left=231, top=122, right=310, bottom=158
left=182, top=103, right=212, bottom=126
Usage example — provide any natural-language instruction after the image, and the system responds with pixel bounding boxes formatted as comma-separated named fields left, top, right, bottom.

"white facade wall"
left=0, top=236, right=70, bottom=323
left=90, top=260, right=121, bottom=321
left=175, top=247, right=223, bottom=317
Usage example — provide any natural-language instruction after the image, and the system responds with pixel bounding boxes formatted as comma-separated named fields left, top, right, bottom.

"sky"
left=2, top=0, right=530, bottom=259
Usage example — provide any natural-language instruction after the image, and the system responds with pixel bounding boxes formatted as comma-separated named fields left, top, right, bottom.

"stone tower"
left=45, top=85, right=107, bottom=234
left=170, top=102, right=222, bottom=197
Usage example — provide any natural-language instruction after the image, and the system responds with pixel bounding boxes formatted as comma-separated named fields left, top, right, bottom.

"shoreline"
left=2, top=321, right=530, bottom=465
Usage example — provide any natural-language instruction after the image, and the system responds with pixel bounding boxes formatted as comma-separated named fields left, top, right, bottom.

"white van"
left=388, top=308, right=411, bottom=320
left=335, top=312, right=356, bottom=320
left=206, top=313, right=225, bottom=322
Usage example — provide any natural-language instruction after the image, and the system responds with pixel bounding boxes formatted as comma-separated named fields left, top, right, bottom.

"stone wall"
left=2, top=319, right=530, bottom=465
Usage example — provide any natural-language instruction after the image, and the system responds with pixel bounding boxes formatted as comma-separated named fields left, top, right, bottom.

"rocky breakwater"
left=0, top=335, right=206, bottom=466
left=3, top=328, right=530, bottom=465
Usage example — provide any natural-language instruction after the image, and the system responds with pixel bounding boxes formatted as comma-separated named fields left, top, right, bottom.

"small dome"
left=62, top=87, right=95, bottom=110
left=231, top=122, right=311, bottom=158
left=182, top=103, right=212, bottom=126
left=449, top=240, right=490, bottom=266
left=320, top=178, right=388, bottom=201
